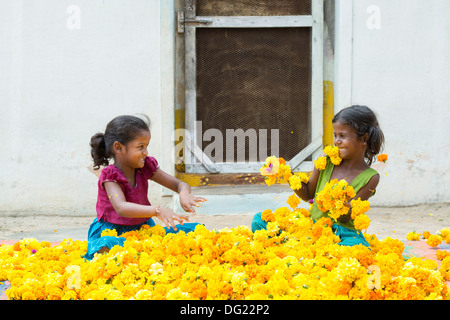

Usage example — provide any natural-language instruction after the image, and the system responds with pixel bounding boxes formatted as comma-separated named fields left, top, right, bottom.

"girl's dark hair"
left=90, top=115, right=151, bottom=170
left=332, top=105, right=384, bottom=166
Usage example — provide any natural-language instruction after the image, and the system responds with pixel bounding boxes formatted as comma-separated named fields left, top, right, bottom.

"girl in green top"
left=252, top=105, right=385, bottom=247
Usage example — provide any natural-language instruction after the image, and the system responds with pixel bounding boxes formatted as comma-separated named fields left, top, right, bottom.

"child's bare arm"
left=151, top=168, right=207, bottom=213
left=292, top=167, right=320, bottom=202
left=354, top=174, right=380, bottom=201
left=104, top=181, right=188, bottom=230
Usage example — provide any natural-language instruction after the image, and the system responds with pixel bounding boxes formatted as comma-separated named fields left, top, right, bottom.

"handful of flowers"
left=315, top=179, right=355, bottom=221
left=315, top=146, right=342, bottom=171
left=260, top=156, right=309, bottom=190
left=315, top=179, right=371, bottom=231
left=260, top=156, right=290, bottom=186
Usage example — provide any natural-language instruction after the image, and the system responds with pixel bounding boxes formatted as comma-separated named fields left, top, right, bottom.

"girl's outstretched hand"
left=155, top=207, right=189, bottom=231
left=179, top=191, right=207, bottom=214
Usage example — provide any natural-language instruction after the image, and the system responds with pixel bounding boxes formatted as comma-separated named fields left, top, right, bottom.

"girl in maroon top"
left=85, top=115, right=206, bottom=260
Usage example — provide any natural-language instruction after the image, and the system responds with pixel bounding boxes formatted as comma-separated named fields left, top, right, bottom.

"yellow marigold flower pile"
left=1, top=206, right=449, bottom=300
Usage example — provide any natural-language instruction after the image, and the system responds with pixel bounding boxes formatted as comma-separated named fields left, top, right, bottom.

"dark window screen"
left=196, top=27, right=312, bottom=162
left=196, top=0, right=311, bottom=16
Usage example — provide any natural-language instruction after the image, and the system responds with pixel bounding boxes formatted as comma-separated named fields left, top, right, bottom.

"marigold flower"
left=101, top=229, right=118, bottom=237
left=261, top=209, right=275, bottom=223
left=260, top=156, right=280, bottom=176
left=436, top=250, right=450, bottom=261
left=353, top=214, right=371, bottom=231
left=377, top=237, right=405, bottom=259
left=295, top=208, right=311, bottom=218
left=439, top=256, right=450, bottom=281
left=286, top=193, right=301, bottom=209
left=440, top=227, right=450, bottom=244
left=13, top=242, right=21, bottom=251
left=314, top=156, right=327, bottom=171
left=266, top=222, right=280, bottom=238
left=260, top=156, right=313, bottom=191
left=426, top=234, right=443, bottom=248
left=377, top=154, right=388, bottom=163
left=288, top=173, right=308, bottom=191
left=278, top=164, right=293, bottom=181
left=406, top=231, right=421, bottom=241
left=333, top=257, right=363, bottom=283
left=350, top=198, right=371, bottom=219
left=264, top=175, right=277, bottom=186
left=323, top=145, right=342, bottom=165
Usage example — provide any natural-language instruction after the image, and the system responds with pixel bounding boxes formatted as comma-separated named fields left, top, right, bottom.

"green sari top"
left=309, top=157, right=378, bottom=231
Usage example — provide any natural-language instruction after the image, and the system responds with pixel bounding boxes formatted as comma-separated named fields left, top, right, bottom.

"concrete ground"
left=0, top=203, right=449, bottom=242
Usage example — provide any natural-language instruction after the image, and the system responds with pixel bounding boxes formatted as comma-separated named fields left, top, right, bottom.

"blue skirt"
left=84, top=218, right=201, bottom=260
left=251, top=212, right=370, bottom=247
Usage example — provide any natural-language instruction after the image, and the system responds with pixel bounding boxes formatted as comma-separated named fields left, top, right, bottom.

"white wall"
left=0, top=0, right=172, bottom=214
left=335, top=0, right=450, bottom=205
left=2, top=0, right=450, bottom=215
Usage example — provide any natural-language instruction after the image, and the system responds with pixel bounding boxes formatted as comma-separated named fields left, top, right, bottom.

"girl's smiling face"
left=123, top=129, right=151, bottom=169
left=332, top=121, right=366, bottom=160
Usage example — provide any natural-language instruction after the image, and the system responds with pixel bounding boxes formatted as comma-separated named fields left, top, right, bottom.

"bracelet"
left=154, top=206, right=161, bottom=216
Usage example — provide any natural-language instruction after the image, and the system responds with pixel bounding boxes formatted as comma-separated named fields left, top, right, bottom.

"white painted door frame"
left=182, top=0, right=324, bottom=174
